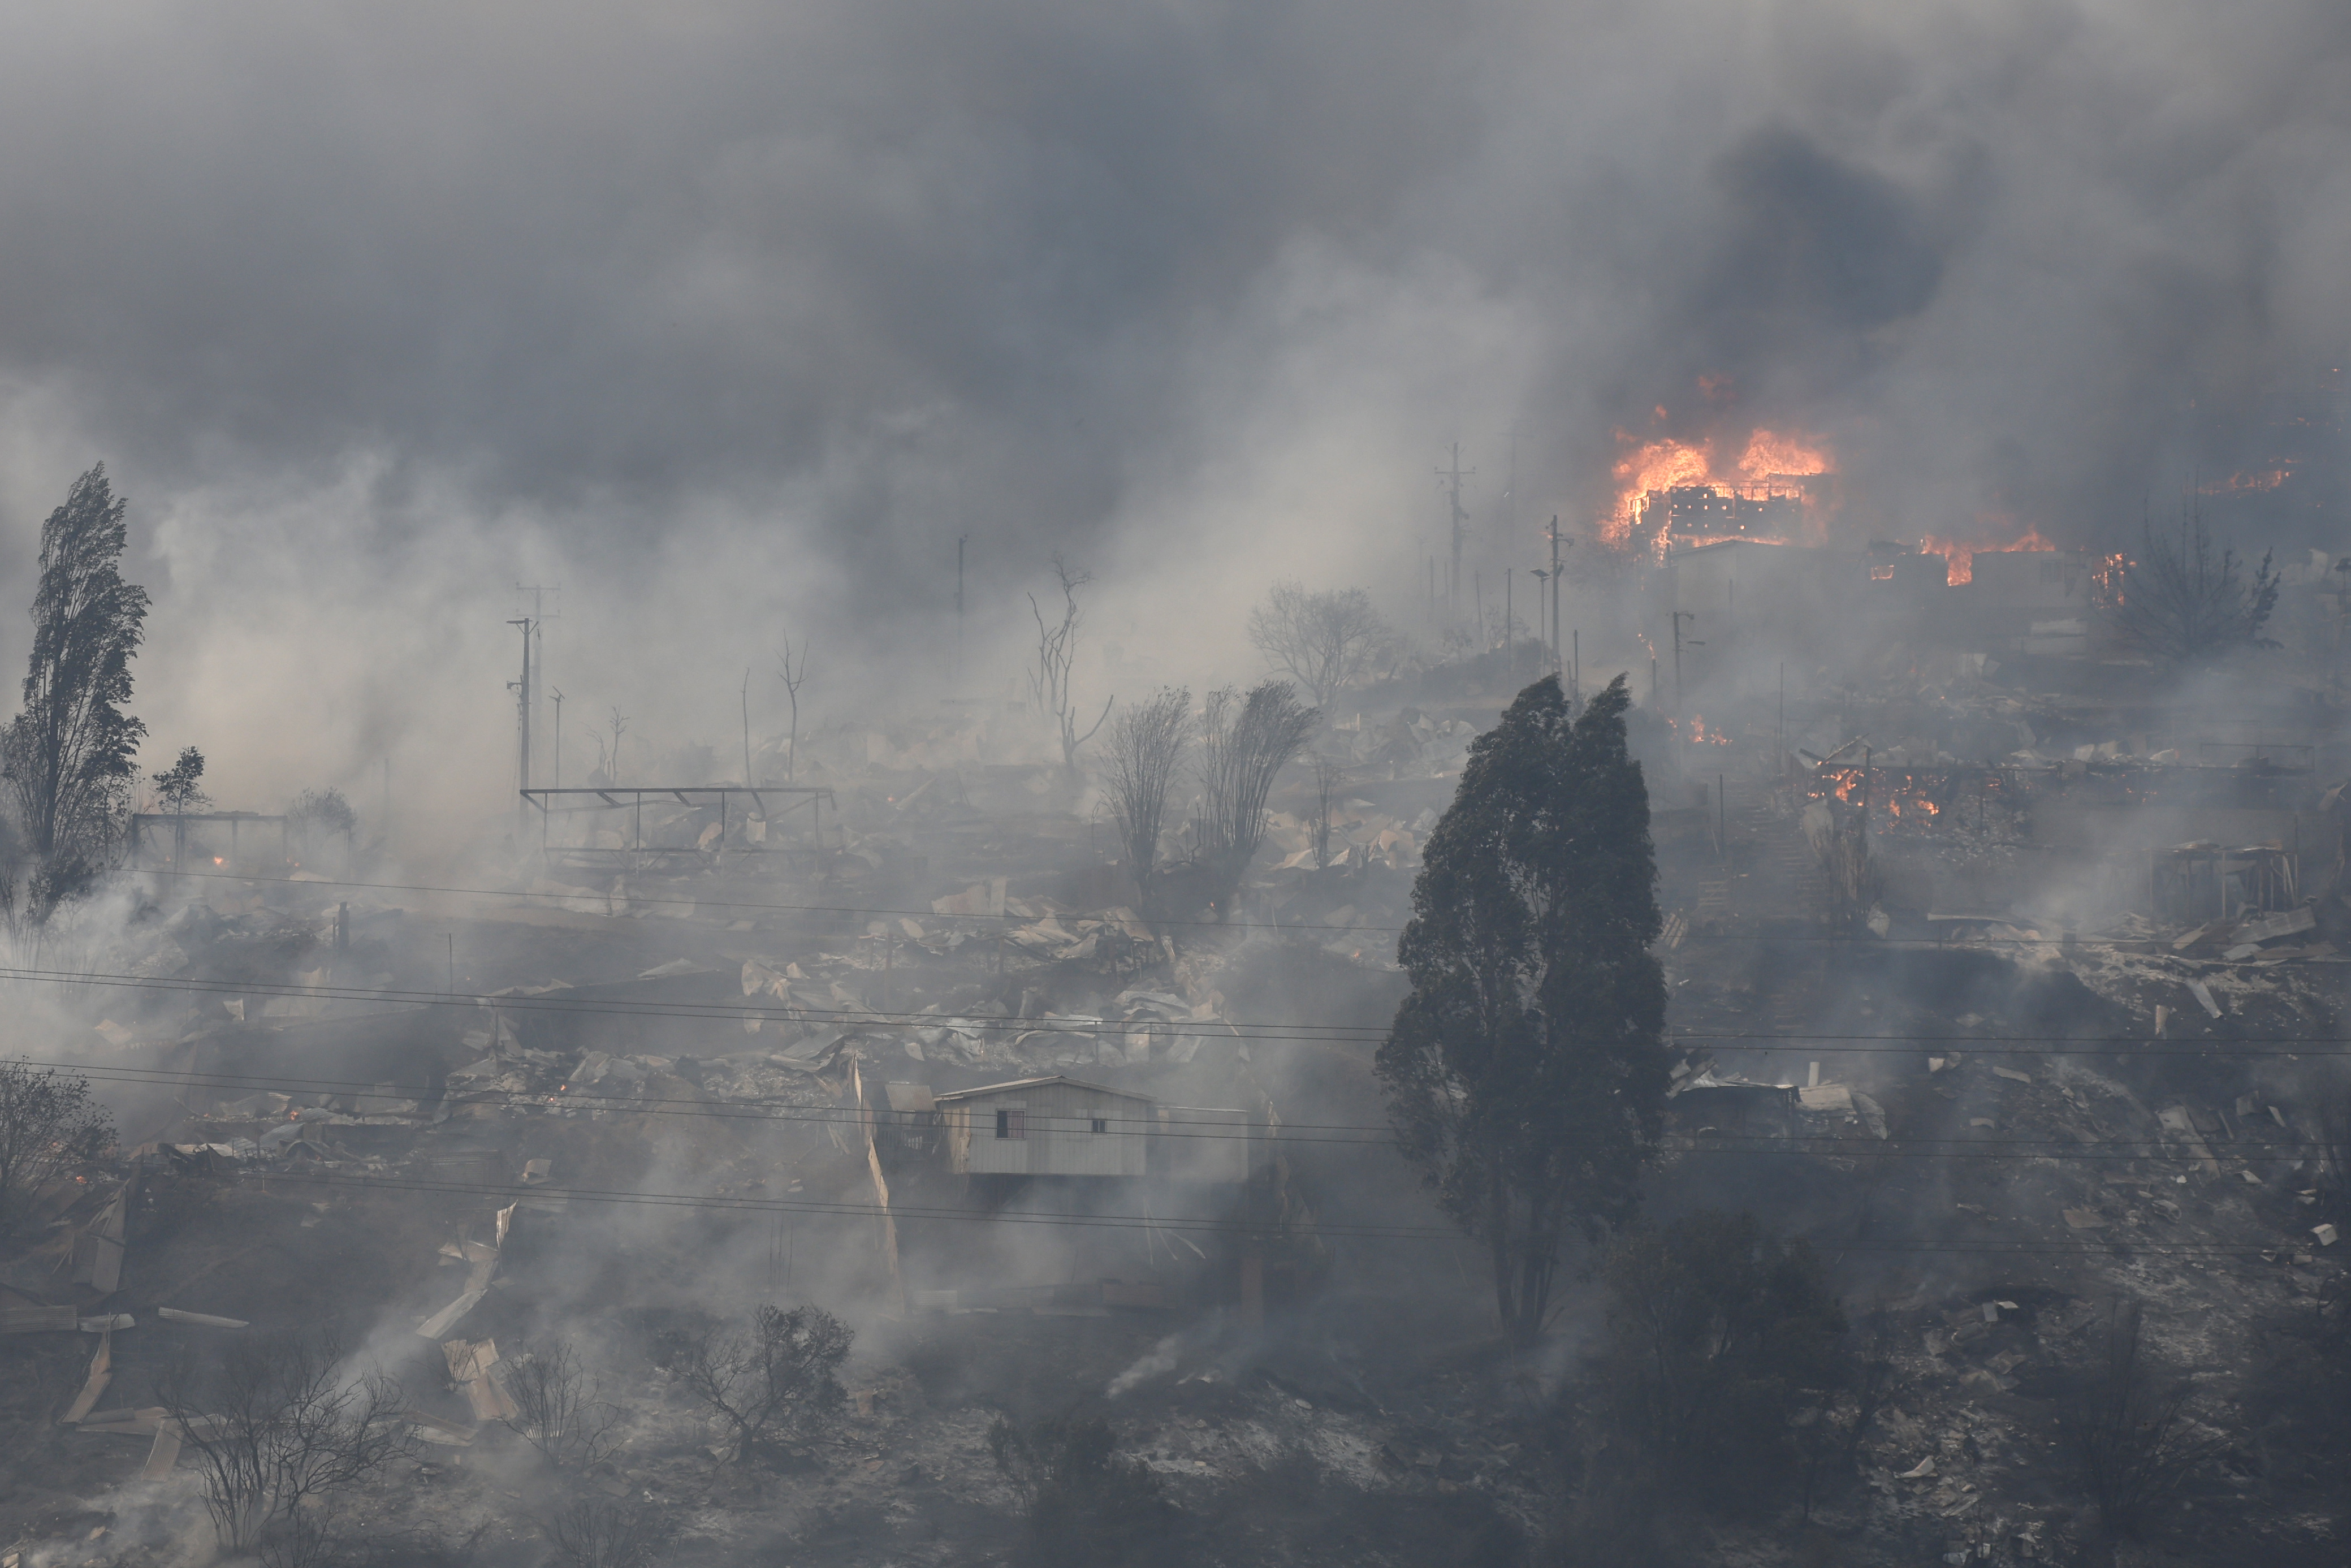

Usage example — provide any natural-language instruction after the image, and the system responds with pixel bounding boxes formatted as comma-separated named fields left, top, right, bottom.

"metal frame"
left=519, top=785, right=833, bottom=870
left=131, top=812, right=288, bottom=874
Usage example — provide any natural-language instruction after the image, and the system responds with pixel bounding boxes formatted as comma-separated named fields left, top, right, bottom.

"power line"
left=139, top=866, right=1399, bottom=936
left=197, top=1167, right=2336, bottom=1257
left=129, top=868, right=2326, bottom=966
left=36, top=1053, right=2332, bottom=1160
left=0, top=961, right=2339, bottom=1056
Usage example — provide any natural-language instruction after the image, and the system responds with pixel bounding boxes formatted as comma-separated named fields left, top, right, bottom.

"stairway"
left=1713, top=768, right=1826, bottom=926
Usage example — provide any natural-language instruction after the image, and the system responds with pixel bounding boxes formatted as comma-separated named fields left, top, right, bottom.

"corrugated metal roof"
left=931, top=1074, right=1156, bottom=1104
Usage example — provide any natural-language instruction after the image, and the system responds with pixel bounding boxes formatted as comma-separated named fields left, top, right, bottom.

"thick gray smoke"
left=0, top=0, right=2345, bottom=826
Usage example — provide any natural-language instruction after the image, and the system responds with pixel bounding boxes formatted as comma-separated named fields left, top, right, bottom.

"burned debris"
left=5, top=442, right=2351, bottom=1568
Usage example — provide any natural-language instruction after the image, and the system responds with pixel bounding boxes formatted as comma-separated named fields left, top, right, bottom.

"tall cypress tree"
left=1376, top=673, right=1667, bottom=1345
left=1, top=465, right=149, bottom=908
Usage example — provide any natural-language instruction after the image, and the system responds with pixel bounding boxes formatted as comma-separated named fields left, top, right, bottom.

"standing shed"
left=935, top=1076, right=1153, bottom=1178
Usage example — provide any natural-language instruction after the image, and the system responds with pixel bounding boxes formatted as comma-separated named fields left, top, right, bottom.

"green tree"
left=153, top=746, right=209, bottom=813
left=0, top=465, right=150, bottom=908
left=1376, top=674, right=1666, bottom=1345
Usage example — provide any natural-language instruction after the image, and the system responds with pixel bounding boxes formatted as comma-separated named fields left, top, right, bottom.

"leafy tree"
left=152, top=746, right=209, bottom=813
left=1247, top=582, right=1395, bottom=707
left=1376, top=674, right=1667, bottom=1345
left=288, top=787, right=359, bottom=865
left=0, top=1058, right=113, bottom=1229
left=2109, top=511, right=2280, bottom=666
left=0, top=465, right=150, bottom=907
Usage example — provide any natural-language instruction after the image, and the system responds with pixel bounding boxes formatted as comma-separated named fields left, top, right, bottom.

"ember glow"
left=2201, top=467, right=2292, bottom=494
left=1918, top=522, right=2057, bottom=585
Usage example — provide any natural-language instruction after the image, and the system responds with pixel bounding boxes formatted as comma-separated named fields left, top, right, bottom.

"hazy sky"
left=0, top=0, right=2344, bottom=822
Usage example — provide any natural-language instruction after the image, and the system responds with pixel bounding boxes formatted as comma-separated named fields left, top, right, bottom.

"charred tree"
left=1308, top=753, right=1343, bottom=871
left=989, top=1415, right=1175, bottom=1567
left=158, top=1331, right=410, bottom=1554
left=1594, top=1211, right=1847, bottom=1492
left=673, top=1302, right=851, bottom=1459
left=0, top=465, right=150, bottom=914
left=1247, top=582, right=1394, bottom=709
left=2058, top=1299, right=2223, bottom=1540
left=542, top=1496, right=663, bottom=1568
left=2108, top=510, right=2280, bottom=667
left=1103, top=688, right=1190, bottom=918
left=502, top=1338, right=623, bottom=1471
left=1377, top=675, right=1667, bottom=1346
left=1194, top=681, right=1316, bottom=921
left=775, top=631, right=811, bottom=782
left=0, top=1059, right=112, bottom=1231
left=287, top=787, right=358, bottom=867
left=1028, top=555, right=1110, bottom=784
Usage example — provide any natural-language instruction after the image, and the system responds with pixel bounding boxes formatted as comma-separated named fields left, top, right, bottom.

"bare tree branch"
left=775, top=633, right=811, bottom=783
left=673, top=1303, right=852, bottom=1460
left=1194, top=681, right=1317, bottom=921
left=1029, top=556, right=1107, bottom=781
left=502, top=1338, right=623, bottom=1471
left=1103, top=689, right=1191, bottom=917
left=159, top=1331, right=410, bottom=1553
left=2108, top=509, right=2280, bottom=666
left=1247, top=583, right=1393, bottom=709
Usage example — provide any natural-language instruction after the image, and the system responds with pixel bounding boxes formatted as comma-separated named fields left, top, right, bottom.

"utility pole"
left=513, top=583, right=558, bottom=781
left=1436, top=443, right=1473, bottom=621
left=506, top=617, right=534, bottom=828
left=1671, top=610, right=1701, bottom=712
left=550, top=689, right=564, bottom=788
left=1546, top=515, right=1568, bottom=681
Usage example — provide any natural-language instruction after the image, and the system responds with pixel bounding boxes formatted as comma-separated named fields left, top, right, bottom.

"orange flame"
left=1918, top=522, right=2057, bottom=585
left=1734, top=429, right=1830, bottom=482
left=1607, top=424, right=1832, bottom=547
left=2200, top=467, right=2291, bottom=495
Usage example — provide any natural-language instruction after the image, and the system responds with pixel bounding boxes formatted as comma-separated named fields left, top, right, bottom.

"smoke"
left=0, top=0, right=2341, bottom=819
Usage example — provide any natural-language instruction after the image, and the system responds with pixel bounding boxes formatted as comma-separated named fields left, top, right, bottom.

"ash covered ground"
left=10, top=628, right=2351, bottom=1568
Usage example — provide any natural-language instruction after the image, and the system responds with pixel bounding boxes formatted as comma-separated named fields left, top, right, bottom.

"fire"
left=2201, top=467, right=2291, bottom=494
left=1918, top=522, right=2056, bottom=585
left=1606, top=421, right=1833, bottom=548
left=1607, top=435, right=1714, bottom=543
left=1734, top=429, right=1830, bottom=481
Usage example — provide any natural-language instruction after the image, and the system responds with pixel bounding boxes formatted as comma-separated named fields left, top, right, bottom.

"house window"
left=1091, top=1117, right=1108, bottom=1134
left=994, top=1108, right=1025, bottom=1140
